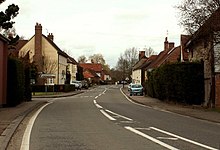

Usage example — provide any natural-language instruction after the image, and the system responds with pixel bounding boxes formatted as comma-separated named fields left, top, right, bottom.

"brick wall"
left=0, top=36, right=8, bottom=106
left=33, top=23, right=45, bottom=85
left=215, top=74, right=220, bottom=107
left=34, top=23, right=43, bottom=72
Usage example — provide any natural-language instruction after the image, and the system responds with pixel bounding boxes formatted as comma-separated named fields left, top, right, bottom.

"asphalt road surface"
left=22, top=85, right=220, bottom=150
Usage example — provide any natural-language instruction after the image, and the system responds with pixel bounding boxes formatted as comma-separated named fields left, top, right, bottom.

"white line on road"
left=120, top=87, right=150, bottom=108
left=20, top=102, right=51, bottom=150
left=100, top=110, right=116, bottom=121
left=157, top=137, right=179, bottom=141
left=105, top=109, right=133, bottom=121
left=95, top=96, right=98, bottom=99
left=125, top=126, right=179, bottom=150
left=96, top=103, right=103, bottom=109
left=93, top=100, right=103, bottom=109
left=150, top=127, right=218, bottom=150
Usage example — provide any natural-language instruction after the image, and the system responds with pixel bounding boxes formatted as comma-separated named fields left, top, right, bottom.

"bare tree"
left=176, top=0, right=220, bottom=34
left=145, top=47, right=156, bottom=57
left=89, top=53, right=106, bottom=64
left=43, top=56, right=58, bottom=74
left=78, top=55, right=87, bottom=63
left=115, top=47, right=138, bottom=81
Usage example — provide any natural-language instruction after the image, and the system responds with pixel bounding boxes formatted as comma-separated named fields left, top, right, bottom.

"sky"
left=0, top=0, right=184, bottom=68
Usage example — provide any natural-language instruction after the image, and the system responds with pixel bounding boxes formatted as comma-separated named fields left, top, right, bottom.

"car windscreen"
left=131, top=84, right=142, bottom=88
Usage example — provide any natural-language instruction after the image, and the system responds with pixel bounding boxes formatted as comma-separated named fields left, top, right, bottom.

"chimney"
left=168, top=42, right=175, bottom=50
left=47, top=33, right=54, bottom=41
left=164, top=37, right=169, bottom=51
left=34, top=23, right=43, bottom=72
left=139, top=51, right=145, bottom=60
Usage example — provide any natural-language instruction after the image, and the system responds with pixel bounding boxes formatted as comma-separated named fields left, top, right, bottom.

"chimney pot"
left=47, top=33, right=54, bottom=41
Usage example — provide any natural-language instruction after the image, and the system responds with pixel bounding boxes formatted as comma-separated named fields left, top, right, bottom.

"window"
left=48, top=78, right=54, bottom=85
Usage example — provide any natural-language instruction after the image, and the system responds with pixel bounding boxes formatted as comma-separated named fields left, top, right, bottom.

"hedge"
left=146, top=62, right=204, bottom=105
left=7, top=57, right=25, bottom=106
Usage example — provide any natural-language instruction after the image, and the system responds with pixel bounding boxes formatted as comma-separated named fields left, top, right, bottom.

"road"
left=21, top=85, right=220, bottom=150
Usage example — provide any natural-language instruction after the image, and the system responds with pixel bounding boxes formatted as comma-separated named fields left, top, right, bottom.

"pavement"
left=0, top=90, right=83, bottom=150
left=121, top=86, right=220, bottom=124
left=0, top=86, right=220, bottom=149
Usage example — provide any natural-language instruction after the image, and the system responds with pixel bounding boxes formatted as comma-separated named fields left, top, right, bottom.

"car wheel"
left=130, top=93, right=132, bottom=96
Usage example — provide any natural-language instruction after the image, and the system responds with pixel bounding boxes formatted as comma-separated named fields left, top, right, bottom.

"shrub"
left=146, top=62, right=204, bottom=105
left=7, top=57, right=25, bottom=106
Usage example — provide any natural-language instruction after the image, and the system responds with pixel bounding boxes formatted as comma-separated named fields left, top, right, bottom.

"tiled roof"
left=83, top=69, right=100, bottom=79
left=147, top=51, right=167, bottom=69
left=80, top=63, right=103, bottom=72
left=133, top=58, right=148, bottom=70
left=160, top=46, right=181, bottom=65
left=83, top=71, right=94, bottom=79
left=16, top=40, right=28, bottom=50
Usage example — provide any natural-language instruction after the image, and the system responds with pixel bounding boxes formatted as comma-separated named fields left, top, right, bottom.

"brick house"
left=0, top=34, right=9, bottom=107
left=18, top=23, right=73, bottom=85
left=147, top=36, right=189, bottom=71
left=186, top=7, right=220, bottom=107
left=132, top=51, right=157, bottom=85
left=80, top=63, right=111, bottom=84
left=83, top=68, right=100, bottom=85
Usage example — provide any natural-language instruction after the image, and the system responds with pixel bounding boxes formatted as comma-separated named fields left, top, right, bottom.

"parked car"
left=128, top=83, right=134, bottom=91
left=129, top=84, right=143, bottom=96
left=81, top=80, right=89, bottom=89
left=71, top=80, right=82, bottom=90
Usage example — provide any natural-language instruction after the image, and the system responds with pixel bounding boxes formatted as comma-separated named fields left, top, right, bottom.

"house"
left=80, top=63, right=111, bottom=84
left=80, top=63, right=102, bottom=84
left=83, top=68, right=100, bottom=85
left=186, top=7, right=220, bottom=107
left=101, top=70, right=112, bottom=82
left=132, top=51, right=157, bottom=85
left=18, top=23, right=71, bottom=85
left=132, top=51, right=148, bottom=84
left=0, top=34, right=9, bottom=107
left=146, top=35, right=190, bottom=71
left=67, top=56, right=78, bottom=83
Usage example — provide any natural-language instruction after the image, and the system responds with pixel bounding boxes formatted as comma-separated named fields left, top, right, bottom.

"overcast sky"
left=0, top=0, right=184, bottom=68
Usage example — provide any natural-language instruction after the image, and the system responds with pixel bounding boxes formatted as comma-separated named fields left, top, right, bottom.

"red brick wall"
left=34, top=23, right=43, bottom=72
left=33, top=23, right=44, bottom=85
left=0, top=38, right=8, bottom=106
left=215, top=74, right=220, bottom=107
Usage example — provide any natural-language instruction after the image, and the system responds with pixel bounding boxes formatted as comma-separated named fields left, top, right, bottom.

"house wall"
left=19, top=36, right=60, bottom=84
left=42, top=37, right=58, bottom=84
left=58, top=55, right=68, bottom=84
left=0, top=38, right=8, bottom=106
left=69, top=64, right=77, bottom=82
left=19, top=37, right=35, bottom=62
left=132, top=69, right=141, bottom=84
left=188, top=38, right=213, bottom=106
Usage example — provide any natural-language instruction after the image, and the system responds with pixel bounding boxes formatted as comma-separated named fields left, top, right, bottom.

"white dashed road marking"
left=125, top=126, right=179, bottom=150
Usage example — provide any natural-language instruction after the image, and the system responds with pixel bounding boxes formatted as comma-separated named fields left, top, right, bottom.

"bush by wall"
left=146, top=62, right=204, bottom=105
left=7, top=57, right=25, bottom=106
left=24, top=65, right=32, bottom=101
